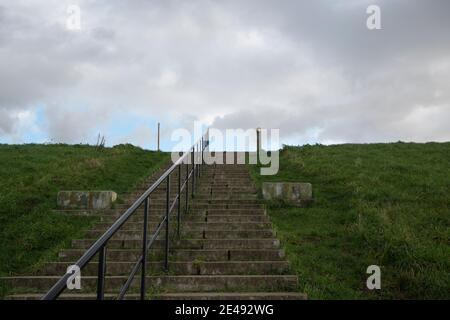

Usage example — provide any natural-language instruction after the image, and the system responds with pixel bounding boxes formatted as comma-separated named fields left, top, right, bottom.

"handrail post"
left=164, top=175, right=170, bottom=272
left=201, top=137, right=204, bottom=175
left=185, top=162, right=189, bottom=213
left=198, top=141, right=201, bottom=178
left=191, top=146, right=195, bottom=197
left=197, top=143, right=200, bottom=180
left=177, top=165, right=181, bottom=238
left=140, top=197, right=149, bottom=300
left=97, top=245, right=107, bottom=300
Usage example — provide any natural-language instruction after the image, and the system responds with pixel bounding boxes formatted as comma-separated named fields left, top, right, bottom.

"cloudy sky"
left=1, top=0, right=449, bottom=150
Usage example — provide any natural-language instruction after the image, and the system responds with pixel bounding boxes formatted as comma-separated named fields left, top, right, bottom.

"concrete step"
left=86, top=212, right=268, bottom=228
left=197, top=188, right=257, bottom=192
left=200, top=173, right=252, bottom=175
left=40, top=260, right=290, bottom=276
left=203, top=191, right=257, bottom=196
left=6, top=292, right=307, bottom=300
left=201, top=182, right=255, bottom=184
left=118, top=199, right=263, bottom=206
left=54, top=204, right=264, bottom=217
left=199, top=183, right=254, bottom=186
left=71, top=208, right=266, bottom=218
left=1, top=275, right=298, bottom=293
left=93, top=214, right=270, bottom=224
left=106, top=203, right=263, bottom=212
left=71, top=238, right=280, bottom=250
left=61, top=202, right=264, bottom=211
left=193, top=195, right=259, bottom=200
left=205, top=215, right=270, bottom=223
left=85, top=229, right=275, bottom=240
left=134, top=184, right=255, bottom=191
left=192, top=204, right=265, bottom=209
left=126, top=194, right=259, bottom=201
left=58, top=249, right=286, bottom=262
left=152, top=292, right=307, bottom=300
left=92, top=222, right=273, bottom=231
left=205, top=209, right=265, bottom=215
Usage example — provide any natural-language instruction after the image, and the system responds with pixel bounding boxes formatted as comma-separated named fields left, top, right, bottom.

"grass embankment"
left=250, top=143, right=450, bottom=299
left=0, top=144, right=168, bottom=286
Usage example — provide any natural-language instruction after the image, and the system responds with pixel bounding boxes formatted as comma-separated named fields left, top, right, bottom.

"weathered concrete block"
left=57, top=191, right=117, bottom=210
left=262, top=182, right=312, bottom=206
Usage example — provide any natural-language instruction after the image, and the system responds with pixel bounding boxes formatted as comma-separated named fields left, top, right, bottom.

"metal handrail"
left=42, top=131, right=209, bottom=300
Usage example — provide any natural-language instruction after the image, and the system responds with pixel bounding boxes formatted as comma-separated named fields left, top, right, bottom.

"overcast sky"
left=1, top=0, right=449, bottom=149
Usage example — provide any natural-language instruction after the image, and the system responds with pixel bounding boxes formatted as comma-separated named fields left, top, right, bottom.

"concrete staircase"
left=1, top=161, right=306, bottom=300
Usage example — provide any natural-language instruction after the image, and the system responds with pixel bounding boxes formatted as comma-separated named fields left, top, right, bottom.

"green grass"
left=249, top=143, right=450, bottom=299
left=0, top=143, right=168, bottom=286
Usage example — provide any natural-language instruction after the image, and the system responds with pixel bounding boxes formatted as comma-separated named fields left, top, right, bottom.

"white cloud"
left=155, top=69, right=179, bottom=87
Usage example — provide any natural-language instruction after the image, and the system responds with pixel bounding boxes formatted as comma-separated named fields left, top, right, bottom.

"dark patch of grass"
left=249, top=143, right=450, bottom=299
left=0, top=144, right=169, bottom=282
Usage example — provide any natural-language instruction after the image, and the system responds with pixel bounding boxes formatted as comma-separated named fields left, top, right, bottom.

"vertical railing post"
left=157, top=122, right=160, bottom=151
left=200, top=137, right=204, bottom=177
left=195, top=143, right=198, bottom=187
left=185, top=161, right=189, bottom=213
left=256, top=127, right=261, bottom=165
left=140, top=197, right=149, bottom=300
left=197, top=143, right=200, bottom=181
left=164, top=175, right=170, bottom=272
left=177, top=165, right=181, bottom=237
left=202, top=137, right=205, bottom=171
left=191, top=146, right=195, bottom=196
left=194, top=144, right=197, bottom=181
left=97, top=245, right=107, bottom=300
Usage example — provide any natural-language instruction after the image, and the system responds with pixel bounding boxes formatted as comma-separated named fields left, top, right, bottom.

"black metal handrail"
left=42, top=131, right=209, bottom=300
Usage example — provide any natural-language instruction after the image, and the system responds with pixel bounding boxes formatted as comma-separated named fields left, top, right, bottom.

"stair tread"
left=6, top=292, right=307, bottom=300
left=2, top=274, right=298, bottom=279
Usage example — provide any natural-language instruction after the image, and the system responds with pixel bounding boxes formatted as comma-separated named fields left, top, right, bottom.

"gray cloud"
left=0, top=108, right=15, bottom=134
left=44, top=105, right=112, bottom=144
left=0, top=0, right=449, bottom=146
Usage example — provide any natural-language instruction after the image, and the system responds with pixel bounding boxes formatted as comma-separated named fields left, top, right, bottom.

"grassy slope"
left=249, top=143, right=450, bottom=299
left=0, top=144, right=168, bottom=282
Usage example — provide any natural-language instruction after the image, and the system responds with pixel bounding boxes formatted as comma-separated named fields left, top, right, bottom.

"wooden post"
left=157, top=122, right=160, bottom=151
left=256, top=127, right=261, bottom=165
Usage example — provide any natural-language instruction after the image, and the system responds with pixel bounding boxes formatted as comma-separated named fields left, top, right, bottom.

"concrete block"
left=57, top=191, right=117, bottom=210
left=262, top=182, right=312, bottom=206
